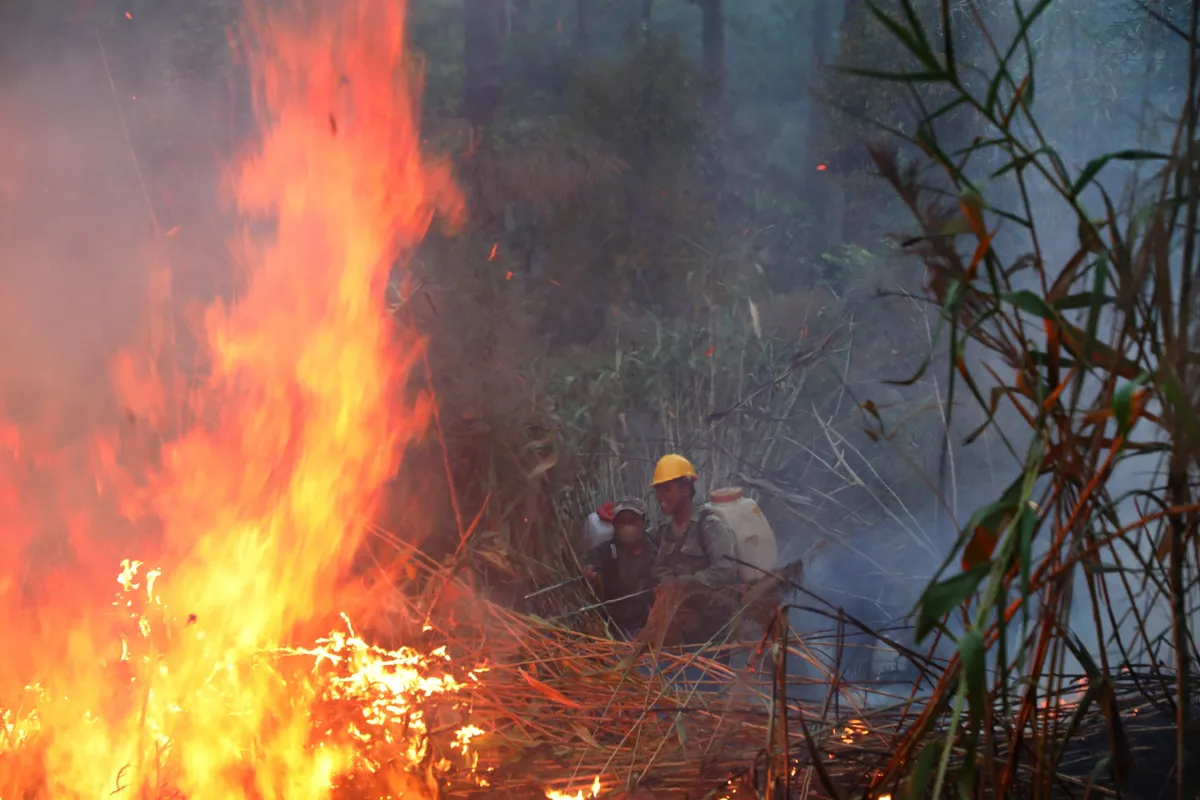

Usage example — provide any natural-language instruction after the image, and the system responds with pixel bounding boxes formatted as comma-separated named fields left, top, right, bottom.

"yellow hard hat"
left=651, top=454, right=698, bottom=487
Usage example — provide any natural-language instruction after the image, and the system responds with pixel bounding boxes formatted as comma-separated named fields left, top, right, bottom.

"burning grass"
left=1, top=0, right=1195, bottom=796
left=0, top=0, right=461, bottom=794
left=1, top=541, right=1187, bottom=799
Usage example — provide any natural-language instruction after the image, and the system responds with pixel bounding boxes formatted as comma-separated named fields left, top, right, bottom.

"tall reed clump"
left=848, top=1, right=1200, bottom=797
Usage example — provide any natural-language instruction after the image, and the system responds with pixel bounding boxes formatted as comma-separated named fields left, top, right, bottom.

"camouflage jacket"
left=652, top=504, right=739, bottom=589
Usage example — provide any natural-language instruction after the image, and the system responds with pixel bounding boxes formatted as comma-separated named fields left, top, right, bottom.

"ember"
left=545, top=775, right=601, bottom=800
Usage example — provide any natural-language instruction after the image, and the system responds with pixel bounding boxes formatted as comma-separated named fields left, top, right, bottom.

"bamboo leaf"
left=1016, top=503, right=1036, bottom=602
left=904, top=741, right=943, bottom=800
left=915, top=563, right=990, bottom=642
left=1082, top=254, right=1110, bottom=360
left=957, top=627, right=986, bottom=796
left=866, top=0, right=944, bottom=75
left=990, top=145, right=1055, bottom=178
left=1070, top=150, right=1170, bottom=199
left=1113, top=373, right=1151, bottom=436
left=939, top=0, right=956, bottom=82
left=1056, top=288, right=1115, bottom=311
left=958, top=629, right=987, bottom=721
left=838, top=67, right=949, bottom=83
left=998, top=290, right=1056, bottom=321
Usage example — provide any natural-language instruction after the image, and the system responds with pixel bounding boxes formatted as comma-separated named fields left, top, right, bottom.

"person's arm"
left=686, top=512, right=739, bottom=588
left=585, top=543, right=611, bottom=583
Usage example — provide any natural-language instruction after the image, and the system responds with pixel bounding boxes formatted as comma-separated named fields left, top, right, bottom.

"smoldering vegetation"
left=0, top=0, right=1196, bottom=796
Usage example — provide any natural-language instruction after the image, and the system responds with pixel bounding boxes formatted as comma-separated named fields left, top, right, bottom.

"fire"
left=1036, top=676, right=1089, bottom=719
left=546, top=775, right=602, bottom=800
left=839, top=718, right=870, bottom=744
left=0, top=0, right=468, bottom=796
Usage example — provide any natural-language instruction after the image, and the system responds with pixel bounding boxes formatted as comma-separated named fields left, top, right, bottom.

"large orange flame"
left=0, top=0, right=463, bottom=796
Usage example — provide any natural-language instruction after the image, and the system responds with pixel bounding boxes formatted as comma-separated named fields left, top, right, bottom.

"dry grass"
left=0, top=525, right=1182, bottom=800
left=348, top=536, right=1183, bottom=800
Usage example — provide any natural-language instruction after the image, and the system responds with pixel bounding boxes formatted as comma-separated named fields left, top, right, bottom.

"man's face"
left=612, top=510, right=644, bottom=544
left=655, top=478, right=692, bottom=516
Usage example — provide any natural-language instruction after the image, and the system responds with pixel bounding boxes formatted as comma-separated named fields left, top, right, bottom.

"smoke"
left=0, top=31, right=147, bottom=437
left=0, top=3, right=237, bottom=602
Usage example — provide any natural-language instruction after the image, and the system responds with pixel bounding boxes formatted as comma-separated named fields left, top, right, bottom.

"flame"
left=1037, top=675, right=1089, bottom=720
left=546, top=775, right=602, bottom=800
left=0, top=0, right=469, bottom=796
left=839, top=718, right=870, bottom=744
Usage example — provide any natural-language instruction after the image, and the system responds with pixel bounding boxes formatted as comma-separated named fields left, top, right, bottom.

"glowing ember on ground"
left=545, top=775, right=602, bottom=800
left=0, top=0, right=469, bottom=796
left=839, top=718, right=870, bottom=744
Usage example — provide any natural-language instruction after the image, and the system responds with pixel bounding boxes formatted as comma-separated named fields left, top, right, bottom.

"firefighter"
left=584, top=497, right=657, bottom=639
left=647, top=453, right=740, bottom=648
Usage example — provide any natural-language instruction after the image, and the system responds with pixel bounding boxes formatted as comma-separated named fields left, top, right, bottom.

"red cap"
left=596, top=500, right=615, bottom=523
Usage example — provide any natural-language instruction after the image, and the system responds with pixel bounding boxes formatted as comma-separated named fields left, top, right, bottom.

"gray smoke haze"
left=0, top=3, right=239, bottom=593
left=0, top=0, right=1188, bottom=674
left=777, top=0, right=1192, bottom=694
left=0, top=6, right=241, bottom=417
left=0, top=31, right=149, bottom=437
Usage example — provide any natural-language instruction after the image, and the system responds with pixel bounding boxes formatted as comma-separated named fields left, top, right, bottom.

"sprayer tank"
left=707, top=487, right=778, bottom=582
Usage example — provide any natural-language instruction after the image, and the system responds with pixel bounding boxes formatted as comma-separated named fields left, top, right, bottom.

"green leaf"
left=928, top=96, right=969, bottom=126
left=998, top=290, right=1056, bottom=321
left=1045, top=148, right=1071, bottom=185
left=964, top=478, right=1024, bottom=535
left=956, top=769, right=976, bottom=800
left=837, top=66, right=948, bottom=83
left=904, top=741, right=943, bottom=800
left=984, top=0, right=1051, bottom=117
left=1113, top=373, right=1151, bottom=436
left=866, top=0, right=943, bottom=76
left=1016, top=503, right=1036, bottom=602
left=915, top=563, right=990, bottom=642
left=990, top=145, right=1055, bottom=179
left=939, top=0, right=956, bottom=83
left=1056, top=288, right=1115, bottom=311
left=1070, top=150, right=1170, bottom=199
left=958, top=629, right=987, bottom=718
left=1081, top=255, right=1113, bottom=359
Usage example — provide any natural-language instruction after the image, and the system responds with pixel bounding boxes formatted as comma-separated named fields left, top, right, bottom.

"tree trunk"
left=697, top=0, right=724, bottom=103
left=463, top=0, right=506, bottom=129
